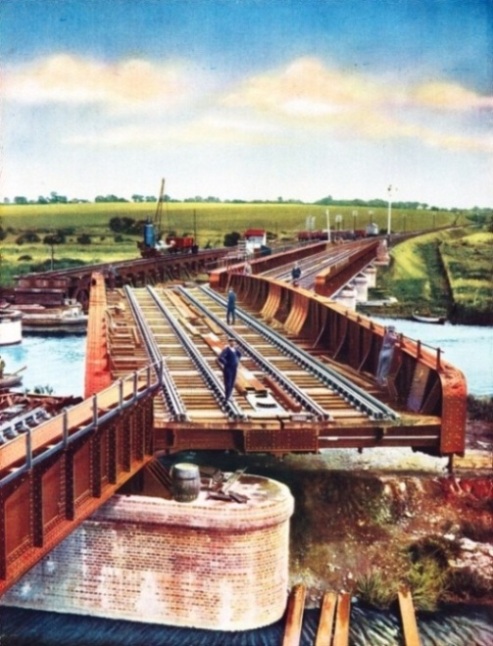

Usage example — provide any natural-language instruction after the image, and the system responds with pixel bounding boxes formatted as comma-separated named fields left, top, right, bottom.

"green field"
left=0, top=201, right=469, bottom=286
left=366, top=226, right=493, bottom=324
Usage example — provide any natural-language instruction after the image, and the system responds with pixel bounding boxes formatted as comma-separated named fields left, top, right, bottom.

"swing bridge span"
left=0, top=239, right=466, bottom=595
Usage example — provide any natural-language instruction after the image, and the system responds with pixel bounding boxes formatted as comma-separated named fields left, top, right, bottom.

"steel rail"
left=146, top=286, right=247, bottom=421
left=201, top=286, right=399, bottom=421
left=124, top=286, right=188, bottom=422
left=178, top=286, right=331, bottom=421
left=24, top=248, right=224, bottom=279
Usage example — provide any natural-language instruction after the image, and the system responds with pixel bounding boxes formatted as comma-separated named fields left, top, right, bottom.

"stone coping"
left=93, top=474, right=294, bottom=531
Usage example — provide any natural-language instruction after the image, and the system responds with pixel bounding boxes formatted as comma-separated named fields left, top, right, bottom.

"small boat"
left=412, top=312, right=446, bottom=324
left=0, top=309, right=22, bottom=345
left=0, top=373, right=23, bottom=390
left=10, top=300, right=88, bottom=333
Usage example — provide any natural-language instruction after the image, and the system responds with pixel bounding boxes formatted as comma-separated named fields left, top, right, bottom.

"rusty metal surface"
left=0, top=396, right=155, bottom=595
left=4, top=248, right=228, bottom=310
left=98, top=283, right=457, bottom=457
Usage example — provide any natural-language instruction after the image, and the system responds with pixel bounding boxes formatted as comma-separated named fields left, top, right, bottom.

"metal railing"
left=0, top=362, right=162, bottom=488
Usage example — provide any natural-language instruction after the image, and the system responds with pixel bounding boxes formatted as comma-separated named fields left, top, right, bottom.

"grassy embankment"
left=0, top=202, right=463, bottom=285
left=360, top=226, right=493, bottom=325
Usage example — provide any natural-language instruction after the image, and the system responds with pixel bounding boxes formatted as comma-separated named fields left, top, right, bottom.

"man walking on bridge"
left=226, top=287, right=237, bottom=325
left=219, top=338, right=242, bottom=401
left=291, top=262, right=301, bottom=285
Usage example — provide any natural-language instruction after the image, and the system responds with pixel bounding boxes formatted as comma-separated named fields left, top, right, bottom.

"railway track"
left=123, top=283, right=399, bottom=430
left=260, top=240, right=374, bottom=291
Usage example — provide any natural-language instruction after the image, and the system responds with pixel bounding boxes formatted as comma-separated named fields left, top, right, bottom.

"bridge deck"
left=106, top=283, right=442, bottom=455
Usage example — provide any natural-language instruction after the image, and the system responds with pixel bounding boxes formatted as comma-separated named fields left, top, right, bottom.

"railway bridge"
left=0, top=240, right=466, bottom=595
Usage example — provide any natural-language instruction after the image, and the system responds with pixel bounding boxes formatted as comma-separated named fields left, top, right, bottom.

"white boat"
left=11, top=300, right=88, bottom=333
left=412, top=312, right=446, bottom=325
left=0, top=309, right=22, bottom=345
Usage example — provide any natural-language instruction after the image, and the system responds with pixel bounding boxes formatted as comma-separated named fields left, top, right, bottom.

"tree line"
left=4, top=193, right=490, bottom=214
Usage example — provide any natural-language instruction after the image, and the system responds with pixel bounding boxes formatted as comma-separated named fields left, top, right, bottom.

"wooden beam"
left=398, top=585, right=422, bottom=646
left=282, top=584, right=306, bottom=646
left=333, top=592, right=351, bottom=646
left=315, top=591, right=337, bottom=646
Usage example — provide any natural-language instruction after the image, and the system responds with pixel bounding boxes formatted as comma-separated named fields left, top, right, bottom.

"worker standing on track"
left=226, top=287, right=237, bottom=325
left=218, top=338, right=242, bottom=401
left=291, top=262, right=301, bottom=285
left=0, top=356, right=5, bottom=379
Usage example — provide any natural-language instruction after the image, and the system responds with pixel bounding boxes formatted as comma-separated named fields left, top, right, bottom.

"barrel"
left=171, top=463, right=201, bottom=502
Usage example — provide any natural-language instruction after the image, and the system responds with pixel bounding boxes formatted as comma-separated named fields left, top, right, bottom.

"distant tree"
left=37, top=196, right=49, bottom=204
left=132, top=194, right=144, bottom=202
left=95, top=195, right=127, bottom=203
left=14, top=196, right=28, bottom=204
left=43, top=231, right=66, bottom=245
left=16, top=231, right=40, bottom=244
left=109, top=216, right=137, bottom=233
left=76, top=233, right=92, bottom=245
left=223, top=231, right=241, bottom=247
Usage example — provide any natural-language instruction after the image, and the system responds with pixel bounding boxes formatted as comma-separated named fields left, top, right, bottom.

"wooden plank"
left=333, top=592, right=351, bottom=646
left=398, top=586, right=422, bottom=646
left=282, top=584, right=306, bottom=646
left=314, top=591, right=337, bottom=646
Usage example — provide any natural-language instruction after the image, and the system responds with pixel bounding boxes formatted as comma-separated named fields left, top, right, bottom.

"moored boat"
left=0, top=309, right=22, bottom=345
left=0, top=373, right=23, bottom=390
left=411, top=312, right=446, bottom=324
left=9, top=300, right=88, bottom=333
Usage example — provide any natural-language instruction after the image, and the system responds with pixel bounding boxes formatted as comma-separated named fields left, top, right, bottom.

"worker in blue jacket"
left=218, top=338, right=242, bottom=401
left=226, top=287, right=237, bottom=325
left=291, top=262, right=301, bottom=285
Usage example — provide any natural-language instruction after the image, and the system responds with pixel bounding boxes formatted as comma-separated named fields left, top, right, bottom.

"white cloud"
left=220, top=56, right=493, bottom=152
left=4, top=53, right=200, bottom=113
left=410, top=81, right=493, bottom=111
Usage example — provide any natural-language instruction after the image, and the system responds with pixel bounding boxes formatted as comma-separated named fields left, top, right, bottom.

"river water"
left=0, top=319, right=491, bottom=398
left=0, top=326, right=491, bottom=644
left=372, top=317, right=493, bottom=397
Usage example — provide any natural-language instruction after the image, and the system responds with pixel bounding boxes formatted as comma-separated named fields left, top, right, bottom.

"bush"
left=15, top=231, right=40, bottom=244
left=43, top=231, right=66, bottom=245
left=355, top=570, right=397, bottom=609
left=76, top=233, right=92, bottom=245
left=17, top=255, right=32, bottom=261
left=467, top=395, right=493, bottom=422
left=224, top=231, right=241, bottom=247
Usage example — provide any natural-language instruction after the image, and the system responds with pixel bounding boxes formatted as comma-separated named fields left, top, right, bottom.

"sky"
left=1, top=0, right=492, bottom=208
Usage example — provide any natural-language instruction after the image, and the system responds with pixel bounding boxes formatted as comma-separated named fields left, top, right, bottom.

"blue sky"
left=1, top=0, right=492, bottom=207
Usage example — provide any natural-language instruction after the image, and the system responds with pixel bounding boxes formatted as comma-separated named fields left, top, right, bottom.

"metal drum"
left=171, top=463, right=201, bottom=502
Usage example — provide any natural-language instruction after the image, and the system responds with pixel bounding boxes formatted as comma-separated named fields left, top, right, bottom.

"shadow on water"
left=1, top=603, right=492, bottom=646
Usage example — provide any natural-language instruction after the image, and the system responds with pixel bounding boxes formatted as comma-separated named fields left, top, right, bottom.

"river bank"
left=366, top=228, right=493, bottom=326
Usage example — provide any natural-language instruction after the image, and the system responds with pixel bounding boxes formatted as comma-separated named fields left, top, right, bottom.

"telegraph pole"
left=326, top=209, right=331, bottom=243
left=387, top=185, right=396, bottom=235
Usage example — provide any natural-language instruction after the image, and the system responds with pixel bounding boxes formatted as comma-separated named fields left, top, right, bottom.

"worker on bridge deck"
left=291, top=262, right=301, bottom=285
left=376, top=325, right=399, bottom=386
left=218, top=338, right=242, bottom=401
left=226, top=287, right=237, bottom=325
